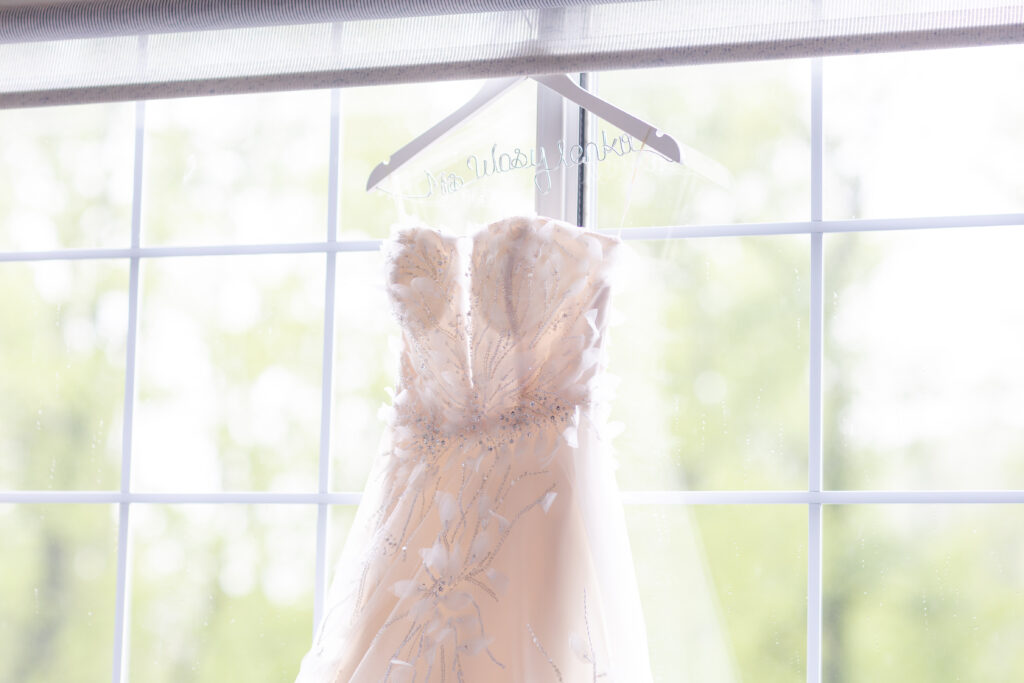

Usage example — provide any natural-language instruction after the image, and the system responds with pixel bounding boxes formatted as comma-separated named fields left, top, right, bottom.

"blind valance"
left=1, top=0, right=1022, bottom=108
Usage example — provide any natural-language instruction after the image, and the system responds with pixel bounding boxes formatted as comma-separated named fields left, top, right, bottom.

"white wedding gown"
left=295, top=215, right=653, bottom=682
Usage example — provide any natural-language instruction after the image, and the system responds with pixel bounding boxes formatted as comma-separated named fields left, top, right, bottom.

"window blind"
left=1, top=0, right=1022, bottom=108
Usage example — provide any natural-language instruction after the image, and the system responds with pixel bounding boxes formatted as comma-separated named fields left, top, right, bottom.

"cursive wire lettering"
left=382, top=130, right=653, bottom=200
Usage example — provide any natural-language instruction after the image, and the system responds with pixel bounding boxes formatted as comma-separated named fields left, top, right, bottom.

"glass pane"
left=338, top=78, right=537, bottom=239
left=142, top=90, right=330, bottom=245
left=627, top=504, right=806, bottom=683
left=0, top=260, right=128, bottom=490
left=133, top=255, right=324, bottom=492
left=824, top=505, right=1024, bottom=681
left=0, top=103, right=134, bottom=250
left=824, top=44, right=1024, bottom=220
left=326, top=505, right=357, bottom=579
left=609, top=236, right=808, bottom=490
left=825, top=227, right=1024, bottom=489
left=331, top=251, right=399, bottom=491
left=596, top=59, right=811, bottom=228
left=129, top=504, right=315, bottom=682
left=0, top=504, right=117, bottom=682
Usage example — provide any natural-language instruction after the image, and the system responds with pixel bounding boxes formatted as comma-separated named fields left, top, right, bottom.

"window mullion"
left=6, top=489, right=1024, bottom=505
left=535, top=82, right=565, bottom=219
left=313, top=87, right=343, bottom=636
left=111, top=86, right=146, bottom=682
left=808, top=54, right=825, bottom=683
left=3, top=213, right=1024, bottom=266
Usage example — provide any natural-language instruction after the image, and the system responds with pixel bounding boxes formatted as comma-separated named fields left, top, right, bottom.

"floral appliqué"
left=304, top=217, right=627, bottom=683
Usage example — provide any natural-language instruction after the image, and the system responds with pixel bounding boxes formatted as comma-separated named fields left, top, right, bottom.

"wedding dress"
left=295, top=215, right=653, bottom=682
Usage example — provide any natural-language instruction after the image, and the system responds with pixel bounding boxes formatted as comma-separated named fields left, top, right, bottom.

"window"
left=2, top=41, right=1023, bottom=683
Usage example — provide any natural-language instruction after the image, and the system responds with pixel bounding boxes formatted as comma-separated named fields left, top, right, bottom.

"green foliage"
left=3, top=50, right=1024, bottom=682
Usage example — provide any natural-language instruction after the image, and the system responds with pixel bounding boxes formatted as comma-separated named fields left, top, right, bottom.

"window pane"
left=129, top=504, right=315, bottom=682
left=609, top=236, right=808, bottom=490
left=331, top=251, right=399, bottom=491
left=825, top=227, right=1024, bottom=489
left=142, top=90, right=330, bottom=245
left=338, top=78, right=537, bottom=239
left=326, top=505, right=357, bottom=578
left=824, top=505, right=1024, bottom=681
left=133, top=255, right=324, bottom=492
left=627, top=504, right=806, bottom=683
left=0, top=260, right=128, bottom=490
left=824, top=44, right=1024, bottom=220
left=0, top=504, right=117, bottom=682
left=0, top=103, right=134, bottom=251
left=596, top=59, right=811, bottom=228
left=331, top=236, right=811, bottom=493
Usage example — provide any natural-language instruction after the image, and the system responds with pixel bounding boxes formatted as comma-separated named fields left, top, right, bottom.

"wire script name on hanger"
left=408, top=130, right=653, bottom=200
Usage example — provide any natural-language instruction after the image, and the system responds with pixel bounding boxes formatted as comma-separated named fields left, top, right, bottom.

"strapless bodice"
left=383, top=215, right=621, bottom=437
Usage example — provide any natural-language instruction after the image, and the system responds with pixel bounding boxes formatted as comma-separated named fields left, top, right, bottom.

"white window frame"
left=2, top=57, right=1024, bottom=683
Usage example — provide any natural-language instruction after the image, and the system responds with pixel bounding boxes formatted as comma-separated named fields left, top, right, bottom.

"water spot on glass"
left=694, top=370, right=727, bottom=405
left=183, top=154, right=198, bottom=184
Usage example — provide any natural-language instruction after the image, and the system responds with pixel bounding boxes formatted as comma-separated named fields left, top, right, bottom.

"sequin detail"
left=300, top=217, right=630, bottom=683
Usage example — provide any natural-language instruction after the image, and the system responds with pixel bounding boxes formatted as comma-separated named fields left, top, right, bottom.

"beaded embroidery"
left=309, top=217, right=624, bottom=682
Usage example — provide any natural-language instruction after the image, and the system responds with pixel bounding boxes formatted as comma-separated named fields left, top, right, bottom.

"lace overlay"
left=295, top=216, right=653, bottom=682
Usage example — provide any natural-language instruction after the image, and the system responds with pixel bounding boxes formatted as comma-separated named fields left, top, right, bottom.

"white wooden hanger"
left=366, top=74, right=731, bottom=192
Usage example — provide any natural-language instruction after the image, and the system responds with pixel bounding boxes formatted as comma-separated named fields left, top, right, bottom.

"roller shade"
left=1, top=0, right=1022, bottom=108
